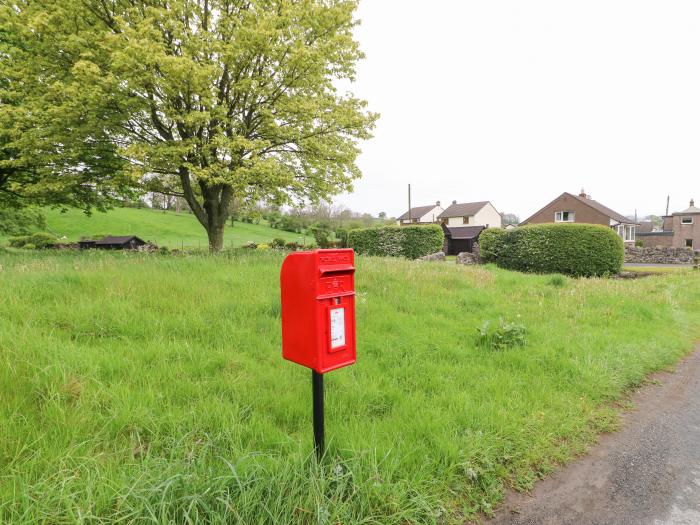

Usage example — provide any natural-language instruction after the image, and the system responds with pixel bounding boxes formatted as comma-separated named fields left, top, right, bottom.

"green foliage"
left=480, top=224, right=624, bottom=277
left=7, top=232, right=56, bottom=249
left=1, top=252, right=699, bottom=522
left=270, top=238, right=286, bottom=249
left=478, top=228, right=509, bottom=263
left=547, top=274, right=568, bottom=288
left=476, top=318, right=528, bottom=351
left=1, top=0, right=377, bottom=249
left=310, top=221, right=333, bottom=248
left=348, top=225, right=444, bottom=259
left=0, top=207, right=45, bottom=236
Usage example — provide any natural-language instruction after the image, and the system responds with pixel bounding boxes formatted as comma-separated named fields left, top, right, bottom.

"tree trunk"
left=207, top=221, right=226, bottom=252
left=177, top=167, right=232, bottom=253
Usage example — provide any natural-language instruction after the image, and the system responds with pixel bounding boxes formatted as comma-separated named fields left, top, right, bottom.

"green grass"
left=1, top=251, right=699, bottom=523
left=2, top=207, right=309, bottom=249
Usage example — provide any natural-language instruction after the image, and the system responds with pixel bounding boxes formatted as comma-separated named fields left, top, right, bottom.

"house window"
left=463, top=216, right=470, bottom=224
left=555, top=211, right=575, bottom=222
left=687, top=239, right=694, bottom=248
left=681, top=217, right=693, bottom=225
left=411, top=218, right=418, bottom=224
left=616, top=225, right=635, bottom=242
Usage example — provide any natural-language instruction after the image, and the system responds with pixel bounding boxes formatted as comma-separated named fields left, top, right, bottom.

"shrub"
left=284, top=241, right=303, bottom=251
left=476, top=318, right=527, bottom=351
left=479, top=228, right=508, bottom=263
left=479, top=224, right=623, bottom=277
left=635, top=239, right=644, bottom=247
left=7, top=232, right=56, bottom=249
left=335, top=227, right=349, bottom=248
left=256, top=243, right=270, bottom=251
left=348, top=225, right=444, bottom=259
left=22, top=243, right=36, bottom=250
left=28, top=232, right=58, bottom=248
left=310, top=222, right=333, bottom=248
left=270, top=238, right=286, bottom=249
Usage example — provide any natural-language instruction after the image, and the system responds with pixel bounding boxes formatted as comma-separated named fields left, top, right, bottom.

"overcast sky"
left=334, top=0, right=700, bottom=220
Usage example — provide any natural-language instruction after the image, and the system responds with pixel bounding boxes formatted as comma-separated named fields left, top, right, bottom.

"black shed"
left=93, top=236, right=147, bottom=250
left=442, top=225, right=485, bottom=255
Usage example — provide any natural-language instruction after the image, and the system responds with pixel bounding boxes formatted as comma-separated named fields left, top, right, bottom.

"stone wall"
left=624, top=246, right=696, bottom=264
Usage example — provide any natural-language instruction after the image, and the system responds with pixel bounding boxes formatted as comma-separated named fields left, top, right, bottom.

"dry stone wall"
left=624, top=246, right=696, bottom=264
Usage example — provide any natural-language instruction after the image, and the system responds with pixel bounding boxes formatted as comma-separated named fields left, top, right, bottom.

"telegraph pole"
left=408, top=184, right=412, bottom=222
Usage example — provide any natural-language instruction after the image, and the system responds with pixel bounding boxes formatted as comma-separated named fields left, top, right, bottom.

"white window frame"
left=616, top=224, right=635, bottom=242
left=681, top=217, right=693, bottom=225
left=555, top=211, right=575, bottom=223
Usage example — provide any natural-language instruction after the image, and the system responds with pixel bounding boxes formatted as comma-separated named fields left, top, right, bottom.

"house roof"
left=438, top=201, right=490, bottom=219
left=94, top=236, right=145, bottom=245
left=674, top=199, right=700, bottom=215
left=521, top=192, right=636, bottom=225
left=397, top=204, right=440, bottom=221
left=443, top=225, right=485, bottom=240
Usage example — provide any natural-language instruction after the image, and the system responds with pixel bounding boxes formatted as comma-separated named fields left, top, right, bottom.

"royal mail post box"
left=280, top=249, right=356, bottom=373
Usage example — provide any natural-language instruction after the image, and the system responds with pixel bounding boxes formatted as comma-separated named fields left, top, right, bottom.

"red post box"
left=280, top=249, right=356, bottom=374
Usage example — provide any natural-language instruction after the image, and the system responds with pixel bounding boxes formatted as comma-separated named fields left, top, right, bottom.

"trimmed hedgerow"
left=480, top=224, right=624, bottom=277
left=348, top=224, right=444, bottom=259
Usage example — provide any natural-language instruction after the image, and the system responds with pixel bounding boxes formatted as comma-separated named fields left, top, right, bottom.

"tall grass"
left=1, top=250, right=699, bottom=523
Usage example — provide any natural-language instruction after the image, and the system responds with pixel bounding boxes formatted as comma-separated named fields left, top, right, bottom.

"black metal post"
left=312, top=370, right=325, bottom=460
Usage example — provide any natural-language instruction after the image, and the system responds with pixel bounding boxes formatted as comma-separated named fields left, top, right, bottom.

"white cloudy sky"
left=334, top=0, right=700, bottom=220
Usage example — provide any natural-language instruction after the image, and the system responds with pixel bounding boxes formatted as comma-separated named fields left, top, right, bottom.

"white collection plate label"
left=330, top=307, right=346, bottom=349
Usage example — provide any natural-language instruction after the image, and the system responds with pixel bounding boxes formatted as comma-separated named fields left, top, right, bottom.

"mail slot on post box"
left=280, top=249, right=356, bottom=374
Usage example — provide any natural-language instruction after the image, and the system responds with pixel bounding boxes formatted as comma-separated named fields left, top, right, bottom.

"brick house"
left=638, top=200, right=700, bottom=249
left=520, top=190, right=638, bottom=243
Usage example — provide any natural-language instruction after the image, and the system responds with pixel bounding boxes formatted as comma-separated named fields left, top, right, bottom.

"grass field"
left=1, top=207, right=308, bottom=249
left=1, top=250, right=699, bottom=523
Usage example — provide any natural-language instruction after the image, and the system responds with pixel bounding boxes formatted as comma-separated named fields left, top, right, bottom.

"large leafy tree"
left=2, top=0, right=376, bottom=250
left=0, top=13, right=128, bottom=212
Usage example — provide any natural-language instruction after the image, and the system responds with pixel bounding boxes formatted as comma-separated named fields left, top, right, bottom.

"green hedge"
left=480, top=224, right=624, bottom=277
left=348, top=224, right=444, bottom=259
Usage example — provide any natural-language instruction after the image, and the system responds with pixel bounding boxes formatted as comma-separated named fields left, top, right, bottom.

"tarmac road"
left=489, top=347, right=700, bottom=525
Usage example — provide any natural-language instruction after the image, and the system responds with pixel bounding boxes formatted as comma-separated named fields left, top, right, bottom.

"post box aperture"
left=280, top=249, right=356, bottom=373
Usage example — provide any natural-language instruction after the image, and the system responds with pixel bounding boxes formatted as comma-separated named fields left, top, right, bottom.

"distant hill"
left=23, top=207, right=309, bottom=249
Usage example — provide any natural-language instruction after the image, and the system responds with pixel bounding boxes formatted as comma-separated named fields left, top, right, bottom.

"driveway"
left=489, top=347, right=700, bottom=525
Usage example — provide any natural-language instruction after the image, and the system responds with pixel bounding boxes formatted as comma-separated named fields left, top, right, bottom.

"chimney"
left=436, top=200, right=441, bottom=206
left=579, top=188, right=587, bottom=199
left=691, top=199, right=695, bottom=207
left=452, top=200, right=457, bottom=205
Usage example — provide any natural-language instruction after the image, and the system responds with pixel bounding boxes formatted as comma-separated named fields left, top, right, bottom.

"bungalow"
left=396, top=201, right=444, bottom=225
left=520, top=190, right=638, bottom=243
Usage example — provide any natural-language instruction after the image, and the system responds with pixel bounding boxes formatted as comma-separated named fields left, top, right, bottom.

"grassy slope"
left=0, top=251, right=699, bottom=523
left=8, top=207, right=308, bottom=248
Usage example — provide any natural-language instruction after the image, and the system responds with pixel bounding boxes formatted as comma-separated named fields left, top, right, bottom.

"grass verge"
left=1, top=207, right=308, bottom=249
left=0, top=251, right=699, bottom=523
